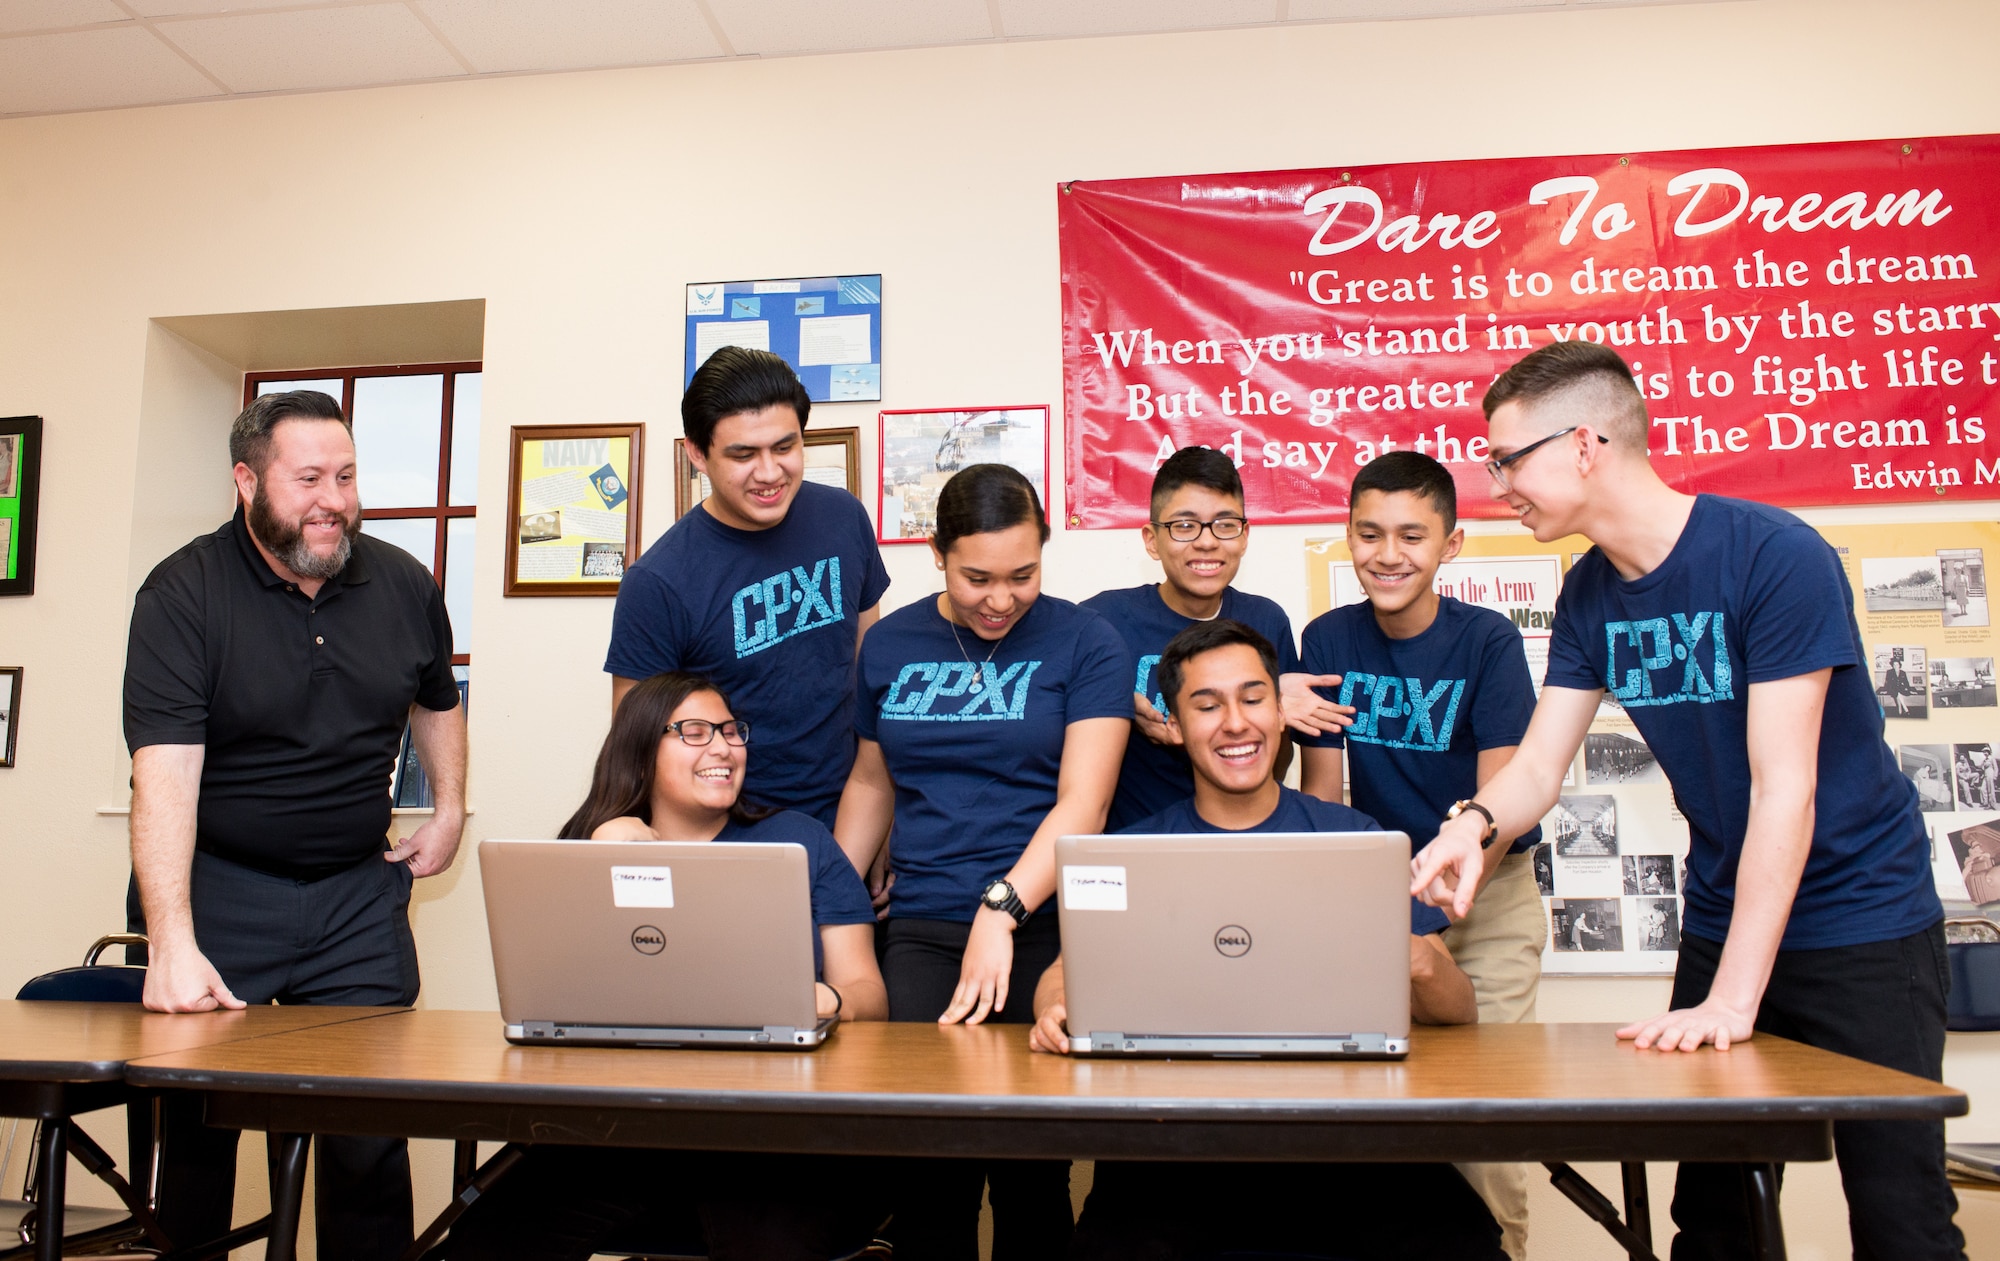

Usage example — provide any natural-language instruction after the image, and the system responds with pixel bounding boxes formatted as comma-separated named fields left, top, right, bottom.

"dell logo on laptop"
left=1213, top=925, right=1252, bottom=958
left=630, top=926, right=665, bottom=955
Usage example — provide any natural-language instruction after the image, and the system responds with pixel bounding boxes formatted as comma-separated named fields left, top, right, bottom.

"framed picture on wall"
left=0, top=667, right=21, bottom=768
left=0, top=415, right=44, bottom=598
left=877, top=406, right=1048, bottom=544
left=674, top=426, right=863, bottom=520
left=503, top=424, right=644, bottom=597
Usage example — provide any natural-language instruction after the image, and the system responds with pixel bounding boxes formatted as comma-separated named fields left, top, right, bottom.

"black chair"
left=3, top=934, right=171, bottom=1260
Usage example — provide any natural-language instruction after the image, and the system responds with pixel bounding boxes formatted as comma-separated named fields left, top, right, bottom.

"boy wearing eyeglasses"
left=1416, top=341, right=1958, bottom=1261
left=1295, top=449, right=1545, bottom=1261
left=1082, top=446, right=1345, bottom=830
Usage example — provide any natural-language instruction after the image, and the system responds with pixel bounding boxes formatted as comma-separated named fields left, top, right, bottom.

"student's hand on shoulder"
left=1279, top=672, right=1354, bottom=736
left=940, top=908, right=1016, bottom=1025
left=1618, top=997, right=1757, bottom=1052
left=589, top=816, right=657, bottom=841
left=1029, top=1001, right=1072, bottom=1054
left=1132, top=693, right=1179, bottom=746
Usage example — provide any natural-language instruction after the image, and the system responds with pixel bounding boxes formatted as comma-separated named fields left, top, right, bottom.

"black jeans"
left=442, top=1147, right=889, bottom=1261
left=1072, top=1160, right=1506, bottom=1261
left=1668, top=924, right=1965, bottom=1261
left=127, top=849, right=421, bottom=1261
left=882, top=914, right=1069, bottom=1261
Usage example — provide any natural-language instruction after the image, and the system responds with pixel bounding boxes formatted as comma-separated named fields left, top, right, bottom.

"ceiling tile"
left=416, top=0, right=722, bottom=73
left=122, top=0, right=304, bottom=15
left=0, top=0, right=127, bottom=33
left=1288, top=0, right=1560, bottom=18
left=0, top=25, right=219, bottom=114
left=705, top=0, right=992, bottom=56
left=160, top=3, right=466, bottom=92
left=997, top=0, right=1277, bottom=39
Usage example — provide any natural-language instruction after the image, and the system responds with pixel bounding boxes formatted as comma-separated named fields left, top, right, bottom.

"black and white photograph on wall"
left=1550, top=794, right=1618, bottom=857
left=1902, top=744, right=1958, bottom=812
left=1948, top=818, right=2000, bottom=905
left=0, top=666, right=18, bottom=767
left=1874, top=645, right=1929, bottom=719
left=1931, top=657, right=1997, bottom=708
left=1634, top=898, right=1681, bottom=951
left=1550, top=899, right=1622, bottom=952
left=1531, top=843, right=1554, bottom=897
left=1955, top=743, right=1999, bottom=812
left=0, top=433, right=16, bottom=497
left=1622, top=855, right=1676, bottom=896
left=1584, top=731, right=1662, bottom=785
left=518, top=511, right=562, bottom=544
left=1939, top=548, right=1989, bottom=628
left=580, top=542, right=625, bottom=579
left=1862, top=556, right=1946, bottom=613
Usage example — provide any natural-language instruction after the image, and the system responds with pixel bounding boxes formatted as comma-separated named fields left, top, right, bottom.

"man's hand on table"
left=1617, top=996, right=1757, bottom=1052
left=142, top=936, right=246, bottom=1013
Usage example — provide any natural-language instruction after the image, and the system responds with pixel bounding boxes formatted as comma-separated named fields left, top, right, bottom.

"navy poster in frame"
left=685, top=276, right=882, bottom=403
left=0, top=415, right=42, bottom=597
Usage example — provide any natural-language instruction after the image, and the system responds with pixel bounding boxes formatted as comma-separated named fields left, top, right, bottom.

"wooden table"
left=122, top=1010, right=1966, bottom=1261
left=0, top=1001, right=402, bottom=1261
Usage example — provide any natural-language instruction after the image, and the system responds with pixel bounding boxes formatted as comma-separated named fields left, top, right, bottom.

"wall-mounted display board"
left=1063, top=134, right=2000, bottom=528
left=878, top=407, right=1048, bottom=544
left=686, top=276, right=882, bottom=403
left=503, top=424, right=643, bottom=596
left=0, top=415, right=42, bottom=596
left=675, top=427, right=862, bottom=521
left=0, top=666, right=19, bottom=767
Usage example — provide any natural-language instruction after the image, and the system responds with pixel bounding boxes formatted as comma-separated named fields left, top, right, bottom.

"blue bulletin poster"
left=686, top=275, right=882, bottom=403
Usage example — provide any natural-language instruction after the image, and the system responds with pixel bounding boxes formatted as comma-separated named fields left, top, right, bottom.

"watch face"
left=985, top=880, right=1010, bottom=904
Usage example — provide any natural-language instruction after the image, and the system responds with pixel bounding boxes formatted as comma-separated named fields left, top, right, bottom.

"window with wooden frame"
left=245, top=364, right=480, bottom=807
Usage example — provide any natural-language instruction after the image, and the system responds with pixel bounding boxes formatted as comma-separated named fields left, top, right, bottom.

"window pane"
left=352, top=374, right=444, bottom=509
left=444, top=517, right=475, bottom=655
left=449, top=373, right=481, bottom=507
left=361, top=518, right=437, bottom=576
left=257, top=377, right=345, bottom=401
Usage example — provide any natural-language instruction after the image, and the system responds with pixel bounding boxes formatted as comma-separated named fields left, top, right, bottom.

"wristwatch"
left=981, top=878, right=1030, bottom=926
left=1445, top=799, right=1501, bottom=849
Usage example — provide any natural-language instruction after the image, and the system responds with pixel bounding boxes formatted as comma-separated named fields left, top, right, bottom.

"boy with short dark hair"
left=606, top=347, right=890, bottom=827
left=1295, top=450, right=1546, bottom=1259
left=1083, top=446, right=1341, bottom=830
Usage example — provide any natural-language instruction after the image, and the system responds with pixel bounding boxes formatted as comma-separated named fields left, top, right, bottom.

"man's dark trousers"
left=130, top=848, right=421, bottom=1260
left=1668, top=924, right=1965, bottom=1261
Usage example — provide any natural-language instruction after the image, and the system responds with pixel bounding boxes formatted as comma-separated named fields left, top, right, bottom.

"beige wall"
left=4, top=1, right=2000, bottom=1256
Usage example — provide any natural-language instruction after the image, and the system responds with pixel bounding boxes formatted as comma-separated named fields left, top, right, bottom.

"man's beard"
left=249, top=483, right=360, bottom=580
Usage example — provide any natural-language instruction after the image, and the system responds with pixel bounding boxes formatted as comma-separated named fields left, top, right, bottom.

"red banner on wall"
left=1059, top=134, right=2000, bottom=527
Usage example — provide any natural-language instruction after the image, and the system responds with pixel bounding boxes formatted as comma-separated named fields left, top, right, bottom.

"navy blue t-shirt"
left=1544, top=494, right=1939, bottom=950
left=1298, top=597, right=1543, bottom=856
left=716, top=810, right=875, bottom=976
left=855, top=594, right=1132, bottom=922
left=1081, top=584, right=1302, bottom=831
left=1120, top=787, right=1449, bottom=936
left=605, top=481, right=891, bottom=827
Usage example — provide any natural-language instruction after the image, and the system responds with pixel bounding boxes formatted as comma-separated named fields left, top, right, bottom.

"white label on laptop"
left=1062, top=865, right=1127, bottom=911
left=611, top=866, right=674, bottom=908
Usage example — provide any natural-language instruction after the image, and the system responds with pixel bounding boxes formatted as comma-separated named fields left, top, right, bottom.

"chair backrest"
left=16, top=934, right=149, bottom=1002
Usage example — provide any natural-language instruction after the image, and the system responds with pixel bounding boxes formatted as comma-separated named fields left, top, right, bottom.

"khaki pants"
left=1440, top=850, right=1547, bottom=1261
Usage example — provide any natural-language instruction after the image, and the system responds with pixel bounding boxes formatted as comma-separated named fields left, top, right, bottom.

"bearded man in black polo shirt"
left=122, top=388, right=466, bottom=1260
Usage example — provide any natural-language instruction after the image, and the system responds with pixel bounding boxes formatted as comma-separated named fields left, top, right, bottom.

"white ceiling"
left=0, top=0, right=1736, bottom=119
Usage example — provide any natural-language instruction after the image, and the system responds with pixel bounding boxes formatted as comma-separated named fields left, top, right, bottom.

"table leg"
left=1622, top=1162, right=1653, bottom=1257
left=33, top=1116, right=67, bottom=1261
left=1746, top=1163, right=1787, bottom=1261
left=264, top=1134, right=312, bottom=1261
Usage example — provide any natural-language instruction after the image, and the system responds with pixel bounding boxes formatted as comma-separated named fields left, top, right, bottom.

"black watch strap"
left=982, top=879, right=1030, bottom=926
left=1451, top=799, right=1500, bottom=849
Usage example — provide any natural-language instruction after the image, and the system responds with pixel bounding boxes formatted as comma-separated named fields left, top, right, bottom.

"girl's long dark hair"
left=558, top=672, right=769, bottom=839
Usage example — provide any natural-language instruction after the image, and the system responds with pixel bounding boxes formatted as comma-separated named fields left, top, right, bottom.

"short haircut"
left=1349, top=450, right=1458, bottom=532
left=1150, top=446, right=1243, bottom=518
left=1481, top=340, right=1648, bottom=449
left=933, top=463, right=1050, bottom=555
left=230, top=390, right=349, bottom=476
left=681, top=346, right=812, bottom=453
left=1157, top=619, right=1279, bottom=719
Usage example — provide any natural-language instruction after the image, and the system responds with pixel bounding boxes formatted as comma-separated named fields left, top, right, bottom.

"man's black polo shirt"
left=124, top=506, right=459, bottom=878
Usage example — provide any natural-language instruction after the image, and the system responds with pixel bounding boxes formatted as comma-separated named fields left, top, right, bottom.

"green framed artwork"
left=0, top=416, right=41, bottom=597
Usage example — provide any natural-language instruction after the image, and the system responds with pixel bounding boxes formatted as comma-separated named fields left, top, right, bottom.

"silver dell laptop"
left=1055, top=831, right=1413, bottom=1059
left=480, top=838, right=834, bottom=1049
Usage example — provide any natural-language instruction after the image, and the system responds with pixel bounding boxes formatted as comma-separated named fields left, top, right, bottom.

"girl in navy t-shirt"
left=446, top=672, right=886, bottom=1261
left=836, top=464, right=1130, bottom=1257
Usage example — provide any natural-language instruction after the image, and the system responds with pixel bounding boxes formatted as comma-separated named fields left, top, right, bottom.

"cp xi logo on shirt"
left=1339, top=673, right=1468, bottom=754
left=731, top=558, right=845, bottom=659
left=1601, top=612, right=1734, bottom=706
left=879, top=661, right=1044, bottom=722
